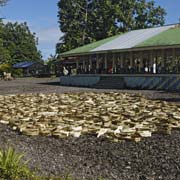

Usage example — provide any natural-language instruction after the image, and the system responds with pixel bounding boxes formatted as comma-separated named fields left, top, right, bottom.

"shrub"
left=0, top=64, right=23, bottom=78
left=0, top=147, right=34, bottom=180
left=12, top=69, right=23, bottom=78
left=0, top=64, right=12, bottom=74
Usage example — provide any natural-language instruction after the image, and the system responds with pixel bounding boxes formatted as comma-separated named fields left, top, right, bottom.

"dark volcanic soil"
left=0, top=77, right=180, bottom=102
left=1, top=78, right=180, bottom=179
left=1, top=124, right=180, bottom=180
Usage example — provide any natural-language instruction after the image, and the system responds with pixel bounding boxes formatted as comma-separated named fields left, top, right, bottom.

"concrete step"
left=92, top=77, right=125, bottom=89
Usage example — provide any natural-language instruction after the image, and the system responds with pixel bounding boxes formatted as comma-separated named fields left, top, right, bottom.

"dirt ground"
left=1, top=77, right=180, bottom=180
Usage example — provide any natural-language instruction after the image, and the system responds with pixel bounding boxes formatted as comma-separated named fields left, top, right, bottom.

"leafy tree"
left=57, top=0, right=90, bottom=53
left=0, top=20, right=11, bottom=64
left=45, top=54, right=56, bottom=74
left=1, top=22, right=42, bottom=64
left=0, top=1, right=12, bottom=64
left=56, top=0, right=166, bottom=54
left=0, top=44, right=11, bottom=64
left=1, top=0, right=42, bottom=65
left=88, top=0, right=118, bottom=40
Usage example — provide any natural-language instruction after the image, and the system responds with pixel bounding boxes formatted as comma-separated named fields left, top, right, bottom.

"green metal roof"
left=136, top=27, right=180, bottom=47
left=61, top=34, right=121, bottom=56
left=60, top=24, right=180, bottom=57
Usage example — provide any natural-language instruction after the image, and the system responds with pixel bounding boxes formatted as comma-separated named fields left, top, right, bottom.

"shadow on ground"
left=38, top=81, right=61, bottom=86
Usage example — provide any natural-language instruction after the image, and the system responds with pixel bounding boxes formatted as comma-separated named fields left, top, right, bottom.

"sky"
left=0, top=0, right=180, bottom=60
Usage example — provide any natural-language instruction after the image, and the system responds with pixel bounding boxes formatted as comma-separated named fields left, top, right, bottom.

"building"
left=59, top=24, right=180, bottom=90
left=13, top=61, right=48, bottom=77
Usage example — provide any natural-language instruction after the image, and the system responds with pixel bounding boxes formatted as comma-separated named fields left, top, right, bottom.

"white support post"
left=153, top=55, right=157, bottom=74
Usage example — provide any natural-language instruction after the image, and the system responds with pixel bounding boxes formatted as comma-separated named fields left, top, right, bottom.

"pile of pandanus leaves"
left=0, top=92, right=180, bottom=142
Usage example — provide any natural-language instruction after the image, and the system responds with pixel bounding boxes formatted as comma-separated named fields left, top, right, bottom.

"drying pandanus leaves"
left=0, top=92, right=180, bottom=142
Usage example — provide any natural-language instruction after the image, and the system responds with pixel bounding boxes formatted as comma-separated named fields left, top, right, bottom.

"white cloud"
left=36, top=27, right=63, bottom=44
left=3, top=19, right=27, bottom=24
left=36, top=27, right=63, bottom=59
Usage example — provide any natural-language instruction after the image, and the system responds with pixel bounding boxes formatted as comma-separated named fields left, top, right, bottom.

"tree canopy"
left=0, top=21, right=42, bottom=65
left=56, top=0, right=166, bottom=54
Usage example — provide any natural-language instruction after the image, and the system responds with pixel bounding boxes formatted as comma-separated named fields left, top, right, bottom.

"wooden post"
left=140, top=51, right=143, bottom=72
left=178, top=49, right=180, bottom=73
left=173, top=48, right=176, bottom=61
left=89, top=56, right=92, bottom=72
left=96, top=55, right=99, bottom=73
left=130, top=51, right=133, bottom=67
left=161, top=49, right=165, bottom=67
left=120, top=53, right=123, bottom=68
left=76, top=59, right=79, bottom=74
left=76, top=59, right=79, bottom=69
left=149, top=50, right=153, bottom=73
left=173, top=48, right=176, bottom=73
left=96, top=55, right=99, bottom=69
left=83, top=57, right=86, bottom=73
left=112, top=54, right=115, bottom=73
left=104, top=54, right=107, bottom=73
left=150, top=50, right=153, bottom=66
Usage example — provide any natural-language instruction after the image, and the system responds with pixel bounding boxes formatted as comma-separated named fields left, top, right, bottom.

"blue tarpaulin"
left=13, top=62, right=35, bottom=69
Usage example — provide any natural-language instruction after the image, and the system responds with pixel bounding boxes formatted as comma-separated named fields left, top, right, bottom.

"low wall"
left=60, top=74, right=180, bottom=91
left=60, top=76, right=100, bottom=87
left=124, top=76, right=180, bottom=91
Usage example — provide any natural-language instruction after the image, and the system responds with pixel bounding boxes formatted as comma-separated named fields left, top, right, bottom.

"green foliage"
left=56, top=0, right=166, bottom=54
left=0, top=63, right=12, bottom=73
left=1, top=22, right=42, bottom=64
left=0, top=63, right=23, bottom=77
left=0, top=147, right=34, bottom=180
left=0, top=21, right=11, bottom=63
left=0, top=45, right=11, bottom=64
left=0, top=20, right=42, bottom=65
left=12, top=69, right=23, bottom=78
left=45, top=54, right=57, bottom=75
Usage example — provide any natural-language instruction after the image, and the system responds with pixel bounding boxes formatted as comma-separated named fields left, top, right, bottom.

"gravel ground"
left=0, top=77, right=180, bottom=102
left=1, top=78, right=180, bottom=179
left=1, top=124, right=180, bottom=180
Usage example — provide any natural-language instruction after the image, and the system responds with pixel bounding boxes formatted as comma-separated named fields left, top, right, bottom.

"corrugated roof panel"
left=61, top=34, right=120, bottom=56
left=136, top=26, right=180, bottom=47
left=92, top=25, right=175, bottom=52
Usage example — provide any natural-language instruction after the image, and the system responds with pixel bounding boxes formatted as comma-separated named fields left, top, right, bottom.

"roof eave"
left=59, top=44, right=180, bottom=59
